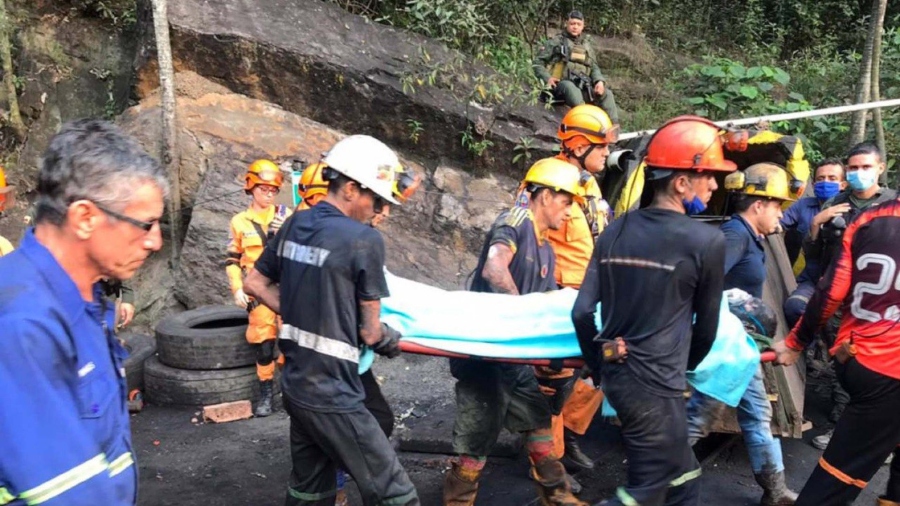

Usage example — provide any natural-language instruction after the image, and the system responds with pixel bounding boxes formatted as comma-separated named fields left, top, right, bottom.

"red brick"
left=202, top=400, right=253, bottom=423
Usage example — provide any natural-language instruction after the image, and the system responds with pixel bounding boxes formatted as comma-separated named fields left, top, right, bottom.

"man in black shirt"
left=444, top=158, right=587, bottom=506
left=572, top=116, right=733, bottom=506
left=245, top=135, right=418, bottom=506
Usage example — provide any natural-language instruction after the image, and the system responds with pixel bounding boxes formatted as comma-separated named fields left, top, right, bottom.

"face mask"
left=847, top=170, right=878, bottom=192
left=813, top=181, right=841, bottom=201
left=682, top=196, right=707, bottom=216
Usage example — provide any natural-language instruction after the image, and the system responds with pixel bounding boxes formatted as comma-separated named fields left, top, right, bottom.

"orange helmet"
left=244, top=159, right=284, bottom=191
left=392, top=167, right=423, bottom=203
left=644, top=116, right=738, bottom=173
left=558, top=104, right=618, bottom=149
left=0, top=166, right=15, bottom=213
left=298, top=162, right=329, bottom=204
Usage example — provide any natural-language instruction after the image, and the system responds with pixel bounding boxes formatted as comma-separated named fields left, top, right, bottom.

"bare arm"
left=243, top=268, right=280, bottom=314
left=358, top=299, right=384, bottom=346
left=481, top=243, right=519, bottom=295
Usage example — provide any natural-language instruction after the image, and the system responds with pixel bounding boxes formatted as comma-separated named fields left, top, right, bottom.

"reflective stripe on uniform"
left=615, top=487, right=640, bottom=506
left=18, top=454, right=108, bottom=505
left=287, top=487, right=336, bottom=501
left=818, top=456, right=868, bottom=488
left=280, top=324, right=359, bottom=363
left=670, top=467, right=702, bottom=487
left=108, top=452, right=134, bottom=478
left=0, top=487, right=15, bottom=505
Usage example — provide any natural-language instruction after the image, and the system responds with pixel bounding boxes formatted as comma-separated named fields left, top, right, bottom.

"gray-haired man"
left=0, top=119, right=168, bottom=505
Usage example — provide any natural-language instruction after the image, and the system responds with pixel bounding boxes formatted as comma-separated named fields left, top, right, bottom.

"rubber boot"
left=255, top=380, right=273, bottom=417
left=754, top=471, right=798, bottom=506
left=532, top=457, right=588, bottom=506
left=443, top=461, right=480, bottom=506
left=878, top=498, right=900, bottom=506
left=561, top=430, right=594, bottom=472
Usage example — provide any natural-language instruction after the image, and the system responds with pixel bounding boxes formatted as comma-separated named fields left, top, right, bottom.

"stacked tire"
left=146, top=305, right=273, bottom=406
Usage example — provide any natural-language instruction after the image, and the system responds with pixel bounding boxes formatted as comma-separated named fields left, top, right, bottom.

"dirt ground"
left=132, top=354, right=890, bottom=505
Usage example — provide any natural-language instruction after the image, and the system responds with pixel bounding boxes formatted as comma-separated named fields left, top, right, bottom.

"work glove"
left=372, top=323, right=402, bottom=359
left=233, top=288, right=250, bottom=309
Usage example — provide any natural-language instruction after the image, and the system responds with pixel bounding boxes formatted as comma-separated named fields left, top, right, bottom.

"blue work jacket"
left=721, top=214, right=767, bottom=298
left=0, top=230, right=136, bottom=506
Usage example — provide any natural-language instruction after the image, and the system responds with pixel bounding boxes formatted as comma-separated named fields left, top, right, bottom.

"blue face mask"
left=682, top=196, right=707, bottom=216
left=813, top=181, right=841, bottom=201
left=847, top=170, right=878, bottom=192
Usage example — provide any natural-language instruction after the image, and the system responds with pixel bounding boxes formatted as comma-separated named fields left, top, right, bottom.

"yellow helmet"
left=522, top=157, right=585, bottom=204
left=558, top=104, right=618, bottom=149
left=298, top=162, right=329, bottom=205
left=245, top=159, right=284, bottom=191
left=0, top=166, right=14, bottom=213
left=724, top=162, right=796, bottom=201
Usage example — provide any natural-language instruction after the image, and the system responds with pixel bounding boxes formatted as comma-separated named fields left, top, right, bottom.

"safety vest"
left=550, top=35, right=593, bottom=80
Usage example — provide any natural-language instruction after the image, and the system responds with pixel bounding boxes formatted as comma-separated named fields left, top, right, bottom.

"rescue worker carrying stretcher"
left=687, top=162, right=799, bottom=506
left=444, top=157, right=587, bottom=506
left=226, top=159, right=292, bottom=417
left=774, top=174, right=900, bottom=506
left=572, top=115, right=732, bottom=506
left=0, top=165, right=16, bottom=255
left=533, top=10, right=620, bottom=124
left=244, top=135, right=419, bottom=506
left=294, top=158, right=422, bottom=506
left=516, top=105, right=617, bottom=483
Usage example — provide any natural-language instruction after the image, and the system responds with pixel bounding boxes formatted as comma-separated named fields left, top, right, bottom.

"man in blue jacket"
left=0, top=119, right=168, bottom=505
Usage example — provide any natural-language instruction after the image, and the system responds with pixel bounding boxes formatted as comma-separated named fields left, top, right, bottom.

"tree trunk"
left=869, top=0, right=888, bottom=183
left=0, top=0, right=25, bottom=141
left=151, top=0, right=181, bottom=264
left=849, top=0, right=882, bottom=146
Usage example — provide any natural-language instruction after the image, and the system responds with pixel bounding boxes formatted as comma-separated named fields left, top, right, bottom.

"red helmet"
left=644, top=116, right=738, bottom=173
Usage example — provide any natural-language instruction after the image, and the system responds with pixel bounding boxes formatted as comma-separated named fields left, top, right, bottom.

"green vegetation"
left=333, top=0, right=900, bottom=171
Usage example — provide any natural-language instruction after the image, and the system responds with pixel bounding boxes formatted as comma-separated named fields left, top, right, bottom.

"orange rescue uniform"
left=226, top=205, right=291, bottom=381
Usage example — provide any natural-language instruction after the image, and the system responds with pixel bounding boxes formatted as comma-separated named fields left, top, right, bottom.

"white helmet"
left=323, top=135, right=402, bottom=205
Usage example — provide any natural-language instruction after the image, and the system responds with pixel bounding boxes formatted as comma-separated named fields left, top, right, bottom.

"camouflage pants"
left=551, top=80, right=620, bottom=123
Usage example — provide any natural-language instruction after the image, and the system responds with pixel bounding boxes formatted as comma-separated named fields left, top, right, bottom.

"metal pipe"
left=618, top=98, right=900, bottom=141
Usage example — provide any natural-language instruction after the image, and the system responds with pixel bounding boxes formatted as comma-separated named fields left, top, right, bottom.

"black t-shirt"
left=571, top=208, right=726, bottom=397
left=254, top=202, right=389, bottom=412
left=470, top=207, right=558, bottom=295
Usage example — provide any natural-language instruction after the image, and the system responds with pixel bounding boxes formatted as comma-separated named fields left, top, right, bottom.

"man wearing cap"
left=533, top=10, right=620, bottom=124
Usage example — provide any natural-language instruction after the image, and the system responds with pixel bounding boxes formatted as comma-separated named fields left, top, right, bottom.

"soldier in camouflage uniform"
left=533, top=10, right=619, bottom=124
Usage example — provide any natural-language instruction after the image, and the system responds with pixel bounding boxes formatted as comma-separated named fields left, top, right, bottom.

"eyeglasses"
left=255, top=186, right=280, bottom=196
left=95, top=203, right=158, bottom=232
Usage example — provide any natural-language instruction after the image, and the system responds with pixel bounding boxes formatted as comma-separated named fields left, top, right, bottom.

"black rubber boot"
left=255, top=380, right=273, bottom=417
left=754, top=471, right=798, bottom=506
left=561, top=430, right=594, bottom=472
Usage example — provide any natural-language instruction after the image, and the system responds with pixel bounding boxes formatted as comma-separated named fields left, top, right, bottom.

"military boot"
left=532, top=457, right=588, bottom=506
left=255, top=380, right=273, bottom=417
left=443, top=461, right=480, bottom=506
left=561, top=430, right=594, bottom=472
left=878, top=498, right=900, bottom=506
left=754, top=471, right=798, bottom=506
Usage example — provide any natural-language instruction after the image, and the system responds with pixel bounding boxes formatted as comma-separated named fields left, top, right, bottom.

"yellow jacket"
left=0, top=235, right=13, bottom=256
left=547, top=175, right=607, bottom=288
left=225, top=206, right=292, bottom=294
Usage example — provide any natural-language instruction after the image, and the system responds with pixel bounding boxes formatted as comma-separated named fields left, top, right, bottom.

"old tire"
left=155, top=305, right=255, bottom=370
left=144, top=356, right=270, bottom=406
left=121, top=332, right=156, bottom=392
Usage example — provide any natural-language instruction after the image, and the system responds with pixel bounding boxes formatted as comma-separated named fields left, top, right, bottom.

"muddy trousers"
left=247, top=304, right=278, bottom=381
left=283, top=399, right=419, bottom=506
left=796, top=359, right=900, bottom=505
left=601, top=365, right=701, bottom=506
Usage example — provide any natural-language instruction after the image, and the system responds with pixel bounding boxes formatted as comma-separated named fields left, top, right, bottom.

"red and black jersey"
left=787, top=198, right=900, bottom=380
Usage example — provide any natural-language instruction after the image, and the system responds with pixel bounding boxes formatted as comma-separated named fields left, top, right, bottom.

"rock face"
left=133, top=0, right=560, bottom=178
left=119, top=73, right=519, bottom=314
left=0, top=1, right=136, bottom=241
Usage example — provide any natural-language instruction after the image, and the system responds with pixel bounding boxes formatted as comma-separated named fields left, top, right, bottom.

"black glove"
left=372, top=323, right=402, bottom=359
